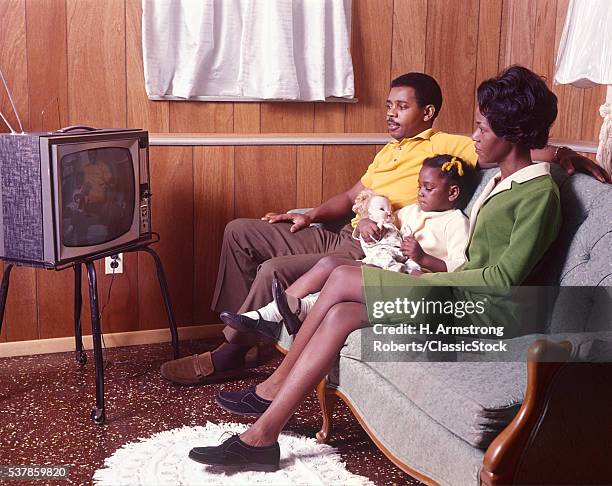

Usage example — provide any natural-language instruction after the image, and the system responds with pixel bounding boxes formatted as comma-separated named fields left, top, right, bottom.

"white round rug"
left=93, top=422, right=375, bottom=485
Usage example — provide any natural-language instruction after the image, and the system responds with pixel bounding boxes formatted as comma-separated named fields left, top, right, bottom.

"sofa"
left=277, top=165, right=612, bottom=485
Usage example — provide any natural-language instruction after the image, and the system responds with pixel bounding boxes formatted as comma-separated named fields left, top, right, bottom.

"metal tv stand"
left=0, top=236, right=179, bottom=425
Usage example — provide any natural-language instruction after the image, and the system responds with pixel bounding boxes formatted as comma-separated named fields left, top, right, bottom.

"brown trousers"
left=210, top=218, right=364, bottom=345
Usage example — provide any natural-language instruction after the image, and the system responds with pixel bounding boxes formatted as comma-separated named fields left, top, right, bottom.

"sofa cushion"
left=339, top=331, right=526, bottom=449
left=372, top=360, right=524, bottom=450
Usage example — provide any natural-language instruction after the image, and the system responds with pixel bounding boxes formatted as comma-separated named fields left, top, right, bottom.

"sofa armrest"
left=481, top=339, right=612, bottom=485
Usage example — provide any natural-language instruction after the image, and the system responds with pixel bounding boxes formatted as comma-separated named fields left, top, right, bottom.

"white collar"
left=485, top=162, right=551, bottom=201
left=468, top=162, right=551, bottom=236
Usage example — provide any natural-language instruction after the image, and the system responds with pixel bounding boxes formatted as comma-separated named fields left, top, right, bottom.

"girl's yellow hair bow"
left=441, top=157, right=464, bottom=176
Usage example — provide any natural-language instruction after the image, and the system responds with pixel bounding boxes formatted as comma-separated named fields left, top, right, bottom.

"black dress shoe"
left=216, top=384, right=272, bottom=417
left=272, top=277, right=302, bottom=335
left=220, top=311, right=282, bottom=341
left=189, top=434, right=280, bottom=471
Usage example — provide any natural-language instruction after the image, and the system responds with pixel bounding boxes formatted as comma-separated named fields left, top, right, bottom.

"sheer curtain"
left=555, top=0, right=612, bottom=174
left=142, top=0, right=354, bottom=101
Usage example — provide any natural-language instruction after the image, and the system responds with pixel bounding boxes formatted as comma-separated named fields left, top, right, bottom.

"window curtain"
left=141, top=0, right=355, bottom=101
left=554, top=0, right=612, bottom=174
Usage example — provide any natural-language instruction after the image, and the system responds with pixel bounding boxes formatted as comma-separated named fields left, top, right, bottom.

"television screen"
left=61, top=147, right=135, bottom=247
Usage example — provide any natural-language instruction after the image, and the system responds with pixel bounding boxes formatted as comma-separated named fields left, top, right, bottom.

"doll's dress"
left=358, top=222, right=421, bottom=273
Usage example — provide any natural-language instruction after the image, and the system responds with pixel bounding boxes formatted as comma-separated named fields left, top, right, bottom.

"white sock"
left=297, top=292, right=319, bottom=320
left=243, top=292, right=320, bottom=323
left=243, top=301, right=282, bottom=322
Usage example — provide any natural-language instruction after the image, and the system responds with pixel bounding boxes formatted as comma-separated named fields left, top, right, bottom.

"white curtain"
left=554, top=0, right=612, bottom=174
left=142, top=0, right=354, bottom=101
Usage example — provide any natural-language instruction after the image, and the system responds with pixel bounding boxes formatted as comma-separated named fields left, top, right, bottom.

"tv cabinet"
left=0, top=239, right=179, bottom=425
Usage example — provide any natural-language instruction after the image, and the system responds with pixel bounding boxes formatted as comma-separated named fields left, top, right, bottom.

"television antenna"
left=0, top=63, right=25, bottom=134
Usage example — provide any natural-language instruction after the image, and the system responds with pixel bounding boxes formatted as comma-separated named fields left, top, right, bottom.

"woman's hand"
left=401, top=235, right=424, bottom=263
left=356, top=218, right=382, bottom=242
left=555, top=147, right=611, bottom=183
left=261, top=212, right=313, bottom=233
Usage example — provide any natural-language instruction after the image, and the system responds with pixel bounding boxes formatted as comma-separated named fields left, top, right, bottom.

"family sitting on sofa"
left=160, top=66, right=609, bottom=472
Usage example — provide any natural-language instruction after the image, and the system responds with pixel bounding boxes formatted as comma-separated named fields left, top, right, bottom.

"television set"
left=0, top=127, right=151, bottom=268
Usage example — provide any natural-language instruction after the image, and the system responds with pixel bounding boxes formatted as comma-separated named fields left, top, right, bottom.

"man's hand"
left=356, top=218, right=382, bottom=242
left=400, top=236, right=424, bottom=264
left=261, top=212, right=313, bottom=233
left=555, top=147, right=611, bottom=183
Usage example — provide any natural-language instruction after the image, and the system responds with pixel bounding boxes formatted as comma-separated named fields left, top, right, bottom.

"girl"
left=189, top=65, right=561, bottom=471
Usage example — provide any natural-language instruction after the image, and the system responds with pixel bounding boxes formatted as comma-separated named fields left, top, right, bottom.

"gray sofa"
left=278, top=166, right=612, bottom=485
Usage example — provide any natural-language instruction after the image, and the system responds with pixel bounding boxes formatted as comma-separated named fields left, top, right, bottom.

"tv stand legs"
left=0, top=263, right=13, bottom=335
left=139, top=246, right=179, bottom=359
left=73, top=263, right=86, bottom=366
left=0, top=244, right=176, bottom=425
left=76, top=245, right=178, bottom=425
left=85, top=261, right=105, bottom=425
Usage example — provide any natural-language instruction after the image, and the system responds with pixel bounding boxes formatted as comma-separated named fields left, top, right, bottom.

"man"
left=161, top=72, right=609, bottom=385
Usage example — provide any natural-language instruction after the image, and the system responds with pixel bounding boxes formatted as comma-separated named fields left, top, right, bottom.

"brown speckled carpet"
left=0, top=339, right=423, bottom=485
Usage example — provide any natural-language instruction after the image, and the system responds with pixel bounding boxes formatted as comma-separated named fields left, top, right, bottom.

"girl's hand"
left=401, top=236, right=424, bottom=263
left=356, top=218, right=382, bottom=242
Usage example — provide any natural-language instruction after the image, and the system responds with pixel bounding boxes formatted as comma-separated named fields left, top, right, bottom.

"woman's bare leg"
left=241, top=295, right=367, bottom=445
left=284, top=256, right=362, bottom=298
left=256, top=265, right=364, bottom=399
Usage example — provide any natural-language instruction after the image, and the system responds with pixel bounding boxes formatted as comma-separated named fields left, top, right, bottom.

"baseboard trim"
left=0, top=324, right=224, bottom=358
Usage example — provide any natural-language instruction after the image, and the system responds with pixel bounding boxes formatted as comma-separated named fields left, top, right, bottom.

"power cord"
left=100, top=260, right=117, bottom=372
left=98, top=254, right=153, bottom=380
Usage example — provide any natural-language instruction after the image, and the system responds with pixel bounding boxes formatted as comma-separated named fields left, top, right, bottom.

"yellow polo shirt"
left=354, top=129, right=478, bottom=226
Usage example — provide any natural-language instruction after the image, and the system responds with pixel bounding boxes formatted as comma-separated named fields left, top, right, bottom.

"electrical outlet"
left=105, top=253, right=123, bottom=274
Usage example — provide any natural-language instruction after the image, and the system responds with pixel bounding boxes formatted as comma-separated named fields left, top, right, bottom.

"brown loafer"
left=160, top=351, right=251, bottom=386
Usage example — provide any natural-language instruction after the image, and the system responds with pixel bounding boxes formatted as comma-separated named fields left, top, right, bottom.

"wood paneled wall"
left=1, top=0, right=606, bottom=138
left=0, top=0, right=606, bottom=342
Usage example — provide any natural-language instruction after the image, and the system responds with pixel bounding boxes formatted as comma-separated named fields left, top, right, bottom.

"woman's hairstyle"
left=422, top=155, right=477, bottom=210
left=477, top=66, right=557, bottom=149
left=391, top=73, right=443, bottom=120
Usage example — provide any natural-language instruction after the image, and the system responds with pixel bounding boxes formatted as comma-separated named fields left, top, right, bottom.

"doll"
left=351, top=189, right=421, bottom=274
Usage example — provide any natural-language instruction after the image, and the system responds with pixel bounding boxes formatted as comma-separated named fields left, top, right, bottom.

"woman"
left=188, top=65, right=562, bottom=471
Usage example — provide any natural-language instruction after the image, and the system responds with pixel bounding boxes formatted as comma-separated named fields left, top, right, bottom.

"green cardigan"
left=363, top=174, right=561, bottom=312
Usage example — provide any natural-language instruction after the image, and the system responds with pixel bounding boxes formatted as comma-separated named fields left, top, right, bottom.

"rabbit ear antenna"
left=0, top=64, right=25, bottom=134
left=0, top=110, right=15, bottom=134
